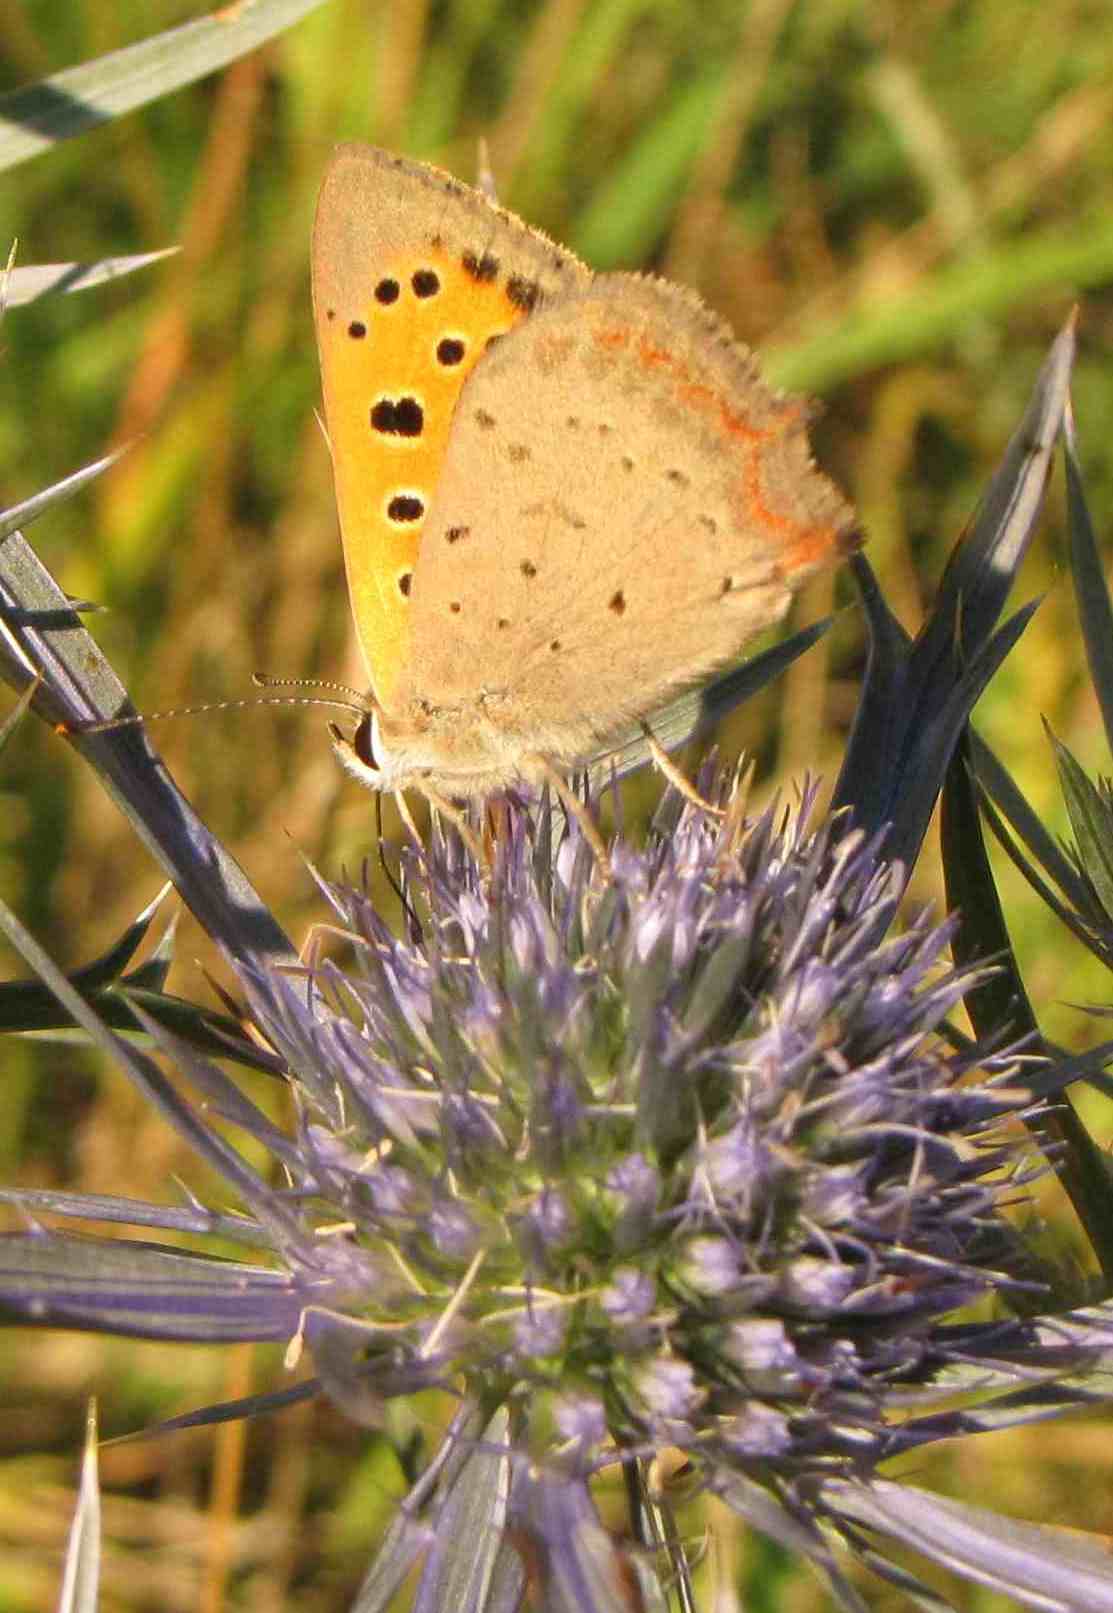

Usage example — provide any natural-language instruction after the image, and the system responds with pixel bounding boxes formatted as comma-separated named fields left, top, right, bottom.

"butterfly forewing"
left=312, top=144, right=589, bottom=709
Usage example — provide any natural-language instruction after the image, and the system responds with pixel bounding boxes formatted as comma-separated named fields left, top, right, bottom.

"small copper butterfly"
left=312, top=144, right=857, bottom=799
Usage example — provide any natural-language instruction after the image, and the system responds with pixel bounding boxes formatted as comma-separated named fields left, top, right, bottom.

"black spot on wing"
left=462, top=250, right=499, bottom=283
left=387, top=494, right=424, bottom=524
left=371, top=396, right=424, bottom=437
left=506, top=274, right=540, bottom=311
left=437, top=336, right=466, bottom=366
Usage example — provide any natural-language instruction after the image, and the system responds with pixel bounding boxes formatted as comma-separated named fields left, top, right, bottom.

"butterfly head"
left=330, top=703, right=478, bottom=795
left=330, top=693, right=544, bottom=799
left=330, top=709, right=405, bottom=793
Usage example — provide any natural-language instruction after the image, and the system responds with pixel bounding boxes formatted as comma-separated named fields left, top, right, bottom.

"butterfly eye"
left=353, top=713, right=379, bottom=770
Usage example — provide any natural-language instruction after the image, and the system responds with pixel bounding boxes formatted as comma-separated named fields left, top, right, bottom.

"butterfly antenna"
left=252, top=672, right=369, bottom=704
left=64, top=689, right=370, bottom=737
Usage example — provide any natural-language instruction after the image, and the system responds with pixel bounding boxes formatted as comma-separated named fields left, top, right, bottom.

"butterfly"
left=312, top=144, right=856, bottom=801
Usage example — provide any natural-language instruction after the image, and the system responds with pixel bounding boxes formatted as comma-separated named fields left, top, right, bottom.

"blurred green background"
left=2, top=0, right=1113, bottom=1606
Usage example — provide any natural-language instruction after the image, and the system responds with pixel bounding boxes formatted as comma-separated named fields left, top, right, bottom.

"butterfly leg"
left=482, top=794, right=513, bottom=865
left=294, top=921, right=369, bottom=986
left=639, top=722, right=725, bottom=817
left=392, top=787, right=426, bottom=850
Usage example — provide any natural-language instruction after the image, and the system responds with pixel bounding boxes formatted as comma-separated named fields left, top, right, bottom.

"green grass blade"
left=571, top=66, right=730, bottom=267
left=510, top=0, right=667, bottom=220
left=767, top=230, right=1106, bottom=395
left=57, top=1402, right=100, bottom=1613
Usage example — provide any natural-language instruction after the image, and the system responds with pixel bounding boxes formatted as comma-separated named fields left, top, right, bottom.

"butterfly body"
left=312, top=144, right=857, bottom=798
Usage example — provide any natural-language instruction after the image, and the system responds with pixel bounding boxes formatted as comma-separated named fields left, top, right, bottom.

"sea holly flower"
left=84, top=778, right=1098, bottom=1611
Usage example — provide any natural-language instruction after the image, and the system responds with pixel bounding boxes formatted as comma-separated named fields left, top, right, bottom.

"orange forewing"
left=314, top=247, right=529, bottom=707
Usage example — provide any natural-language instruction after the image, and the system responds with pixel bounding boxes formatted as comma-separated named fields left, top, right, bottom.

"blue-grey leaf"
left=971, top=733, right=1094, bottom=916
left=1049, top=727, right=1113, bottom=921
left=413, top=1409, right=516, bottom=1613
left=0, top=888, right=306, bottom=1247
left=588, top=616, right=833, bottom=786
left=0, top=0, right=330, bottom=169
left=348, top=1404, right=486, bottom=1613
left=1065, top=402, right=1113, bottom=755
left=835, top=312, right=1075, bottom=866
left=821, top=1478, right=1113, bottom=1612
left=0, top=527, right=297, bottom=972
left=0, top=447, right=129, bottom=542
left=0, top=1186, right=273, bottom=1247
left=3, top=251, right=176, bottom=306
left=0, top=1233, right=303, bottom=1342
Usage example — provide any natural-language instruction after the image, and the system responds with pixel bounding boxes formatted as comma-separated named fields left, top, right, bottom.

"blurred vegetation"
left=1, top=0, right=1112, bottom=1607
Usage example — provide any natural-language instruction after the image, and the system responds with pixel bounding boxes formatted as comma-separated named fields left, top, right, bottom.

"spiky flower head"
left=233, top=772, right=1056, bottom=1597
